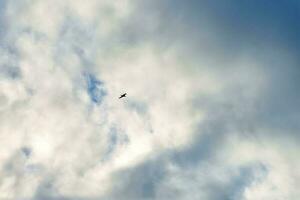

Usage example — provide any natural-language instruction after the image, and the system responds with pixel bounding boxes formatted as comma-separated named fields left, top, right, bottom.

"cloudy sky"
left=0, top=0, right=299, bottom=199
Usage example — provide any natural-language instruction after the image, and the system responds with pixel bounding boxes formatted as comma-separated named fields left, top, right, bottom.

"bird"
left=119, top=93, right=127, bottom=99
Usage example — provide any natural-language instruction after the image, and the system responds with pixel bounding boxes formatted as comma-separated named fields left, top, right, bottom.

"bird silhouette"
left=119, top=93, right=127, bottom=99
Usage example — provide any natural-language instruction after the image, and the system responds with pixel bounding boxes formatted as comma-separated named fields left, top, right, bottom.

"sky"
left=0, top=0, right=299, bottom=199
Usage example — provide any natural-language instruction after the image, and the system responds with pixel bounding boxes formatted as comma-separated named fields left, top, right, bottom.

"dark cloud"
left=33, top=179, right=60, bottom=200
left=131, top=0, right=300, bottom=52
left=133, top=0, right=300, bottom=136
left=255, top=57, right=300, bottom=136
left=104, top=157, right=168, bottom=200
left=21, top=146, right=32, bottom=158
left=0, top=48, right=21, bottom=80
left=102, top=141, right=268, bottom=200
left=197, top=163, right=268, bottom=200
left=102, top=126, right=129, bottom=162
left=0, top=0, right=9, bottom=40
left=101, top=91, right=271, bottom=199
left=0, top=65, right=21, bottom=79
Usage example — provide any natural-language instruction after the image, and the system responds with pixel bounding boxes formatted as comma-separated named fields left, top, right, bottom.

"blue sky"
left=0, top=0, right=299, bottom=199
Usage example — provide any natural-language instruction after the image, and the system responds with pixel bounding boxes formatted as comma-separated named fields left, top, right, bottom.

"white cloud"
left=0, top=0, right=299, bottom=199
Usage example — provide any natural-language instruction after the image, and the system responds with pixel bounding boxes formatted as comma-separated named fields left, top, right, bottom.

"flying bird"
left=119, top=93, right=127, bottom=99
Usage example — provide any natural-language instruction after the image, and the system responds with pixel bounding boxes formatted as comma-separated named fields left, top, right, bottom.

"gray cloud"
left=135, top=0, right=300, bottom=134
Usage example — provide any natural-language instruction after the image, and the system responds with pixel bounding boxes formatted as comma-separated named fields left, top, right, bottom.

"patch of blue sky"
left=85, top=73, right=107, bottom=104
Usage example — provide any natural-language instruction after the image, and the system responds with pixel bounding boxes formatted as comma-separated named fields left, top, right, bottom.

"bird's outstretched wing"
left=119, top=93, right=127, bottom=99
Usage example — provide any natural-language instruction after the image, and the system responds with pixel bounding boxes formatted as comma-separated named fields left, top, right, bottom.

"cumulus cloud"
left=0, top=0, right=299, bottom=199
